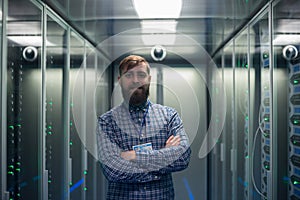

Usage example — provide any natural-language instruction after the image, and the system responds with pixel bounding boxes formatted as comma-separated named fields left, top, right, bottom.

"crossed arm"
left=97, top=110, right=191, bottom=183
left=120, top=135, right=181, bottom=160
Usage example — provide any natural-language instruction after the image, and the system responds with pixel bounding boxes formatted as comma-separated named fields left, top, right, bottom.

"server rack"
left=288, top=56, right=300, bottom=199
left=69, top=31, right=86, bottom=200
left=2, top=1, right=110, bottom=199
left=6, top=44, right=42, bottom=200
left=261, top=49, right=271, bottom=198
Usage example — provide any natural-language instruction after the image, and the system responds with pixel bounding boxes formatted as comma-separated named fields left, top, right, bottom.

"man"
left=97, top=55, right=191, bottom=200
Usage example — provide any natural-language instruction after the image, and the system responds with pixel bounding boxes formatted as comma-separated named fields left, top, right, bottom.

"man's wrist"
left=121, top=150, right=136, bottom=161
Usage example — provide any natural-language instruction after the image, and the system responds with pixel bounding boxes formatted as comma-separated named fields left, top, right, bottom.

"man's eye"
left=124, top=73, right=132, bottom=78
left=138, top=73, right=147, bottom=78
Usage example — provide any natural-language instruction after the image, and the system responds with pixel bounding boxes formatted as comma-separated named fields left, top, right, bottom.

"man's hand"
left=121, top=135, right=180, bottom=160
left=121, top=150, right=136, bottom=161
left=165, top=135, right=181, bottom=148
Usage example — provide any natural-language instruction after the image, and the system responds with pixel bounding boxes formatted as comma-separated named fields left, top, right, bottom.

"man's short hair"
left=119, top=55, right=150, bottom=76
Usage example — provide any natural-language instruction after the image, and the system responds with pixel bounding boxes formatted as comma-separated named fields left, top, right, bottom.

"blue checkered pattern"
left=97, top=100, right=191, bottom=200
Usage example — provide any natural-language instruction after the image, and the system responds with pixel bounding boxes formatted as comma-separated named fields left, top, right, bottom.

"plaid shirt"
left=97, top=100, right=191, bottom=200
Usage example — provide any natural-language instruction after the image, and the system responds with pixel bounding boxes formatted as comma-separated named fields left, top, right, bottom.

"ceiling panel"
left=8, top=0, right=274, bottom=60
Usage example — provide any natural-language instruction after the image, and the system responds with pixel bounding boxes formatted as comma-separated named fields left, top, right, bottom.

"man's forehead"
left=123, top=63, right=148, bottom=73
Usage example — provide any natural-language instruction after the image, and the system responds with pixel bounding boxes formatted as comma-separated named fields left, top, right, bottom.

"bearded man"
left=97, top=55, right=191, bottom=200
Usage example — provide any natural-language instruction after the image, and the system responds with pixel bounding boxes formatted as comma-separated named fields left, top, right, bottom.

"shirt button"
left=154, top=176, right=158, bottom=179
left=144, top=186, right=147, bottom=190
left=138, top=118, right=142, bottom=122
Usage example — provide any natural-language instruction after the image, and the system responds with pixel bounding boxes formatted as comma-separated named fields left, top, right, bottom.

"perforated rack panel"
left=289, top=60, right=300, bottom=200
left=261, top=50, right=271, bottom=197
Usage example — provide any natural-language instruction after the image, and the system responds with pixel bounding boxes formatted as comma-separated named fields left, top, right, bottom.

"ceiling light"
left=8, top=36, right=55, bottom=46
left=273, top=34, right=300, bottom=46
left=141, top=20, right=177, bottom=45
left=132, top=0, right=183, bottom=19
left=132, top=0, right=183, bottom=46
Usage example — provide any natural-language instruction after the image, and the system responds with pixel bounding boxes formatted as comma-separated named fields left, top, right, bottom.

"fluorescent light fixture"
left=272, top=19, right=300, bottom=46
left=8, top=36, right=55, bottom=46
left=273, top=34, right=300, bottom=46
left=132, top=0, right=182, bottom=19
left=141, top=20, right=177, bottom=31
left=132, top=0, right=183, bottom=45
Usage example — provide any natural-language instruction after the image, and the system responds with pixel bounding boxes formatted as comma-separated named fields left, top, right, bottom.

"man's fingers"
left=171, top=135, right=181, bottom=145
left=166, top=135, right=174, bottom=144
left=172, top=135, right=180, bottom=142
left=165, top=135, right=181, bottom=147
left=165, top=135, right=182, bottom=148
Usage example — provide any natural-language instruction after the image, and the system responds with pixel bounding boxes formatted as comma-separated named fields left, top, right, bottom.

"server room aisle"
left=1, top=0, right=300, bottom=200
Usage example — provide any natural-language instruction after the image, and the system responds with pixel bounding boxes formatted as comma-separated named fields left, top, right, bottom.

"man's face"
left=118, top=63, right=151, bottom=106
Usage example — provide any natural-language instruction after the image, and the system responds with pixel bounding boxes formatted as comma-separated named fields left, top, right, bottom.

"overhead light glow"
left=8, top=36, right=55, bottom=46
left=273, top=34, right=300, bottom=46
left=141, top=20, right=177, bottom=31
left=141, top=20, right=177, bottom=45
left=132, top=0, right=183, bottom=19
left=132, top=0, right=183, bottom=45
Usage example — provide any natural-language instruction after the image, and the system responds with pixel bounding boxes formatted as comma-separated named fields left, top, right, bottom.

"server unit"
left=261, top=49, right=271, bottom=198
left=288, top=50, right=300, bottom=199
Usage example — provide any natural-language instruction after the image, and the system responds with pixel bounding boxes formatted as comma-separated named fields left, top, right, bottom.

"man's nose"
left=132, top=74, right=139, bottom=83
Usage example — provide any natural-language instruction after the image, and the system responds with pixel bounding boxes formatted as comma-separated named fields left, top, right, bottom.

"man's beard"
left=123, top=84, right=150, bottom=106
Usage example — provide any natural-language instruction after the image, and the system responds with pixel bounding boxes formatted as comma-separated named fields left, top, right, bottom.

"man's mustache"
left=129, top=84, right=149, bottom=90
left=128, top=84, right=150, bottom=105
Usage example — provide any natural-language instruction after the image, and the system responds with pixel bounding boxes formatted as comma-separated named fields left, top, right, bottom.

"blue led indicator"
left=295, top=108, right=300, bottom=114
left=295, top=127, right=300, bottom=134
left=294, top=147, right=300, bottom=155
left=238, top=177, right=248, bottom=187
left=294, top=65, right=300, bottom=73
left=295, top=86, right=300, bottom=93
left=283, top=176, right=290, bottom=182
left=266, top=155, right=270, bottom=161
left=20, top=182, right=28, bottom=188
left=265, top=108, right=270, bottom=113
left=265, top=139, right=270, bottom=145
left=295, top=187, right=300, bottom=196
left=33, top=176, right=41, bottom=181
left=264, top=59, right=269, bottom=66
left=295, top=168, right=300, bottom=177
left=264, top=91, right=270, bottom=97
